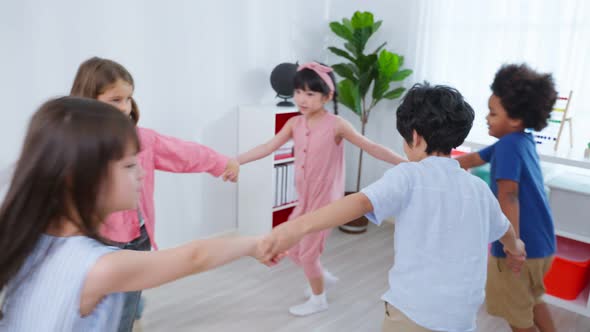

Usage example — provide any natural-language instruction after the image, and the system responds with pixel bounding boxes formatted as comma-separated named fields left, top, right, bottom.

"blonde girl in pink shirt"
left=238, top=62, right=406, bottom=316
left=70, top=57, right=239, bottom=331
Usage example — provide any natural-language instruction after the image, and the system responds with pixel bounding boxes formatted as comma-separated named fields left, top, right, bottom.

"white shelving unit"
left=237, top=104, right=299, bottom=235
left=462, top=140, right=590, bottom=317
left=544, top=231, right=590, bottom=316
left=274, top=157, right=295, bottom=165
left=462, top=140, right=590, bottom=170
left=555, top=230, right=590, bottom=246
left=272, top=201, right=298, bottom=212
left=544, top=283, right=590, bottom=317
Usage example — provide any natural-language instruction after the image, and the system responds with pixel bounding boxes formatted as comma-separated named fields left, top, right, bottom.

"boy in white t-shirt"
left=260, top=83, right=526, bottom=332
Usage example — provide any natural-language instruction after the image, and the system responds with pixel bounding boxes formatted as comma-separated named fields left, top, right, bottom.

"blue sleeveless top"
left=0, top=234, right=124, bottom=331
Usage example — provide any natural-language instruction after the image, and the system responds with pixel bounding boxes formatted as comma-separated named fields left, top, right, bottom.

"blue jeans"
left=115, top=225, right=151, bottom=332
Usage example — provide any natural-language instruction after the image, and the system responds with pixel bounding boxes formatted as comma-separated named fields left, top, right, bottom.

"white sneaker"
left=303, top=270, right=339, bottom=297
left=289, top=293, right=328, bottom=316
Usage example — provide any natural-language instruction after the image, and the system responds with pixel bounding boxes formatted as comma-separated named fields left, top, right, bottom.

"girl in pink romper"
left=70, top=57, right=239, bottom=332
left=238, top=62, right=405, bottom=316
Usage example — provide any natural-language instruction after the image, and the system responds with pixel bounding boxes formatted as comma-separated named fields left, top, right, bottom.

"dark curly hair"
left=491, top=64, right=557, bottom=131
left=396, top=82, right=475, bottom=155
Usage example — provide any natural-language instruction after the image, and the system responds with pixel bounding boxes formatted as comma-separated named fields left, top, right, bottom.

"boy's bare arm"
left=455, top=152, right=486, bottom=170
left=499, top=223, right=525, bottom=256
left=498, top=223, right=526, bottom=274
left=497, top=179, right=520, bottom=237
left=496, top=179, right=526, bottom=274
left=260, top=193, right=374, bottom=261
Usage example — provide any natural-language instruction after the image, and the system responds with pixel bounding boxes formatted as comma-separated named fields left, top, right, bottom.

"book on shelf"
left=274, top=139, right=294, bottom=160
left=273, top=163, right=298, bottom=208
left=271, top=167, right=279, bottom=206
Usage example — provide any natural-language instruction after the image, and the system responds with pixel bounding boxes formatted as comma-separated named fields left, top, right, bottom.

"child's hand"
left=222, top=159, right=240, bottom=182
left=504, top=238, right=526, bottom=257
left=259, top=222, right=305, bottom=263
left=262, top=252, right=288, bottom=267
left=505, top=253, right=526, bottom=275
left=254, top=235, right=287, bottom=266
left=504, top=239, right=526, bottom=275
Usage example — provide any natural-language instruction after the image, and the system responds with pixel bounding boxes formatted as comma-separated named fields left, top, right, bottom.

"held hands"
left=255, top=221, right=307, bottom=265
left=222, top=159, right=240, bottom=182
left=252, top=235, right=287, bottom=267
left=503, top=239, right=526, bottom=275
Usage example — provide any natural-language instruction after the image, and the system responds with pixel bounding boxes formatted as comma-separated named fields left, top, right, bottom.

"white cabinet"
left=544, top=174, right=590, bottom=317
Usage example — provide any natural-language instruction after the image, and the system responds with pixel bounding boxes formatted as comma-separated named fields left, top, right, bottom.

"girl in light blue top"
left=0, top=97, right=267, bottom=332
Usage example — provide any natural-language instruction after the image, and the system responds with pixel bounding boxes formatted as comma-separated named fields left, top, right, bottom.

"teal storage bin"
left=471, top=164, right=491, bottom=186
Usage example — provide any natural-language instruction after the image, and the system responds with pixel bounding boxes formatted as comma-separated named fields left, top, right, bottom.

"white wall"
left=0, top=0, right=350, bottom=248
left=8, top=1, right=499, bottom=246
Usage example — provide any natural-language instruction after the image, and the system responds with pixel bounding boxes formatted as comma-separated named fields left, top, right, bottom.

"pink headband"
left=297, top=62, right=335, bottom=92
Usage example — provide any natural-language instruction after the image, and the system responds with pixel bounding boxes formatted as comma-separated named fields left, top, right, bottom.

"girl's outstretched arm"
left=80, top=236, right=262, bottom=315
left=145, top=128, right=238, bottom=182
left=337, top=117, right=407, bottom=165
left=237, top=117, right=296, bottom=165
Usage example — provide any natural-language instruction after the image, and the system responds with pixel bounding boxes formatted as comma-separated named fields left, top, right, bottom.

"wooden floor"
left=140, top=223, right=590, bottom=332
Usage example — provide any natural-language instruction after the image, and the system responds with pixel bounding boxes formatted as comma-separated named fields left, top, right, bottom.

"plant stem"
left=356, top=97, right=369, bottom=193
left=356, top=120, right=367, bottom=192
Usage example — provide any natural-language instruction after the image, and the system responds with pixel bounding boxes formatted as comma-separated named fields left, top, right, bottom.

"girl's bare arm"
left=237, top=117, right=296, bottom=165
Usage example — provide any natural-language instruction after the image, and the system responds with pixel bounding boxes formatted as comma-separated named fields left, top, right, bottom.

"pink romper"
left=288, top=112, right=345, bottom=279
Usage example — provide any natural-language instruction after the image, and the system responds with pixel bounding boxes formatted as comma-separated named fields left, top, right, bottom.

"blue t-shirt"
left=479, top=132, right=556, bottom=258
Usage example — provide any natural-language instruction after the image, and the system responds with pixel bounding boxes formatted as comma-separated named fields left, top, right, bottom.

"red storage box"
left=451, top=148, right=467, bottom=158
left=544, top=236, right=590, bottom=300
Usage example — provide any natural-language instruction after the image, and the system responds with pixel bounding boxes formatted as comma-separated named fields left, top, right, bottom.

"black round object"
left=270, top=62, right=298, bottom=107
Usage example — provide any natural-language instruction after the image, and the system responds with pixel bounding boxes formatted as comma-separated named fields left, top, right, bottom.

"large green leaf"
left=354, top=53, right=378, bottom=97
left=328, top=47, right=356, bottom=63
left=373, top=51, right=403, bottom=101
left=332, top=63, right=358, bottom=82
left=356, top=53, right=377, bottom=73
left=372, top=75, right=390, bottom=101
left=391, top=69, right=413, bottom=82
left=353, top=27, right=373, bottom=54
left=359, top=67, right=378, bottom=98
left=344, top=42, right=358, bottom=57
left=372, top=20, right=382, bottom=34
left=338, top=79, right=362, bottom=116
left=378, top=50, right=400, bottom=80
left=383, top=87, right=406, bottom=100
left=329, top=22, right=353, bottom=42
left=342, top=18, right=353, bottom=32
left=351, top=11, right=374, bottom=29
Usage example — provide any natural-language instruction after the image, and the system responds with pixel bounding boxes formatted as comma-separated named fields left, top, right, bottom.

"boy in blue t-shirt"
left=458, top=64, right=557, bottom=332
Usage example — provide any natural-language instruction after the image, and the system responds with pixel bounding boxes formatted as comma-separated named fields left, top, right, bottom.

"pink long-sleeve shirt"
left=100, top=127, right=229, bottom=250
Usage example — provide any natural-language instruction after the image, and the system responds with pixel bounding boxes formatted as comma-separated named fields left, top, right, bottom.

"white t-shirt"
left=362, top=156, right=509, bottom=332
